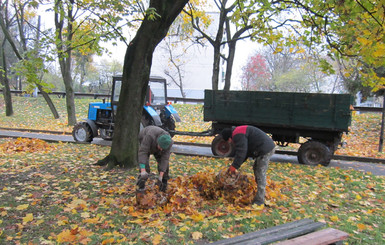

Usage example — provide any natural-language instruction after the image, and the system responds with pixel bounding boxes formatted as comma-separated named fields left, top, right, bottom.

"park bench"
left=209, top=218, right=348, bottom=245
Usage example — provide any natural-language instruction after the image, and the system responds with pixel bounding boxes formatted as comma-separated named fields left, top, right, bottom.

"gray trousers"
left=252, top=148, right=275, bottom=204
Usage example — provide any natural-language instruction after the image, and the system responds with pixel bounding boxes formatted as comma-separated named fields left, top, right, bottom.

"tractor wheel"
left=141, top=114, right=155, bottom=127
left=211, top=134, right=235, bottom=157
left=162, top=116, right=176, bottom=137
left=72, top=122, right=93, bottom=143
left=297, top=141, right=332, bottom=166
left=99, top=129, right=113, bottom=140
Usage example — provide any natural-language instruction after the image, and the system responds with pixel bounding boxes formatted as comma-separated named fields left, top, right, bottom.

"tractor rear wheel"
left=297, top=141, right=332, bottom=166
left=72, top=122, right=93, bottom=142
left=211, top=135, right=235, bottom=157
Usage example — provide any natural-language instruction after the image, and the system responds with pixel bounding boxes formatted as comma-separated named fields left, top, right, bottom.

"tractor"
left=72, top=75, right=181, bottom=142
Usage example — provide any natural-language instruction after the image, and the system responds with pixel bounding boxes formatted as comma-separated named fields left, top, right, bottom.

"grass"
left=0, top=96, right=384, bottom=244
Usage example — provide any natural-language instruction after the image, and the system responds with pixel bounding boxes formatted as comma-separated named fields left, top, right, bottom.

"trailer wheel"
left=298, top=141, right=332, bottom=166
left=211, top=135, right=235, bottom=157
left=73, top=122, right=93, bottom=142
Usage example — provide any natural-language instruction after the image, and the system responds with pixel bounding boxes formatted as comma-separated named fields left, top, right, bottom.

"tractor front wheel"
left=211, top=135, right=235, bottom=157
left=72, top=122, right=93, bottom=143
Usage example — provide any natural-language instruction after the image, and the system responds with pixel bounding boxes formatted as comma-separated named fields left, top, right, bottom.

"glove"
left=228, top=165, right=237, bottom=174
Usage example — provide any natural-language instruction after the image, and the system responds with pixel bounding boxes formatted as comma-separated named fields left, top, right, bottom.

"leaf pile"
left=135, top=168, right=285, bottom=211
left=163, top=169, right=285, bottom=212
left=0, top=138, right=56, bottom=154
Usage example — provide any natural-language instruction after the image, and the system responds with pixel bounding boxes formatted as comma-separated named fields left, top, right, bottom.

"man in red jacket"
left=137, top=126, right=173, bottom=192
left=221, top=125, right=275, bottom=206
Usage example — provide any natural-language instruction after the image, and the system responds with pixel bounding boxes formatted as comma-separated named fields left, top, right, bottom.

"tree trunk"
left=96, top=0, right=188, bottom=170
left=211, top=4, right=227, bottom=91
left=37, top=84, right=60, bottom=119
left=63, top=69, right=77, bottom=125
left=0, top=76, right=13, bottom=116
left=55, top=0, right=77, bottom=126
left=223, top=39, right=237, bottom=91
left=212, top=44, right=221, bottom=90
left=0, top=42, right=13, bottom=116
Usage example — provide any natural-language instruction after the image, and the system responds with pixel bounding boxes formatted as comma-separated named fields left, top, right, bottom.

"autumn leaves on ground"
left=0, top=97, right=384, bottom=244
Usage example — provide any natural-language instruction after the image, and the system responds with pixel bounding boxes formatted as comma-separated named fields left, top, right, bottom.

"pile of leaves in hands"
left=136, top=169, right=285, bottom=210
left=0, top=137, right=56, bottom=154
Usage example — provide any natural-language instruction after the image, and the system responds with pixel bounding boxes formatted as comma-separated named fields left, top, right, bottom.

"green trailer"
left=203, top=90, right=353, bottom=166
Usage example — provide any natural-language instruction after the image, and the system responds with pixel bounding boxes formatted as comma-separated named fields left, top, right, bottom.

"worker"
left=221, top=125, right=275, bottom=206
left=136, top=125, right=173, bottom=192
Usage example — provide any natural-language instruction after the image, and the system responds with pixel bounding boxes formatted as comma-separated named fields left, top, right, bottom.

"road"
left=1, top=129, right=385, bottom=176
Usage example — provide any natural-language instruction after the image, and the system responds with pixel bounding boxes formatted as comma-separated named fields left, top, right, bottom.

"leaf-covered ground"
left=0, top=96, right=384, bottom=244
left=0, top=138, right=384, bottom=244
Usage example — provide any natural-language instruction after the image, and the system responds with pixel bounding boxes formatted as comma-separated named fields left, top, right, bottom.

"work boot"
left=159, top=180, right=168, bottom=192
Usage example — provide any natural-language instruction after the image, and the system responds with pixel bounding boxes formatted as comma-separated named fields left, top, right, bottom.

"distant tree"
left=241, top=54, right=271, bottom=91
left=51, top=0, right=132, bottom=125
left=0, top=0, right=59, bottom=118
left=161, top=35, right=190, bottom=98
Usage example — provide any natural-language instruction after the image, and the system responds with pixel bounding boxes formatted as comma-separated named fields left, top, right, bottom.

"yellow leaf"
left=83, top=217, right=99, bottom=224
left=36, top=219, right=44, bottom=225
left=57, top=220, right=68, bottom=226
left=356, top=195, right=362, bottom=200
left=57, top=229, right=76, bottom=243
left=357, top=37, right=370, bottom=46
left=357, top=223, right=366, bottom=231
left=191, top=213, right=204, bottom=222
left=179, top=226, right=189, bottom=232
left=16, top=204, right=29, bottom=210
left=152, top=234, right=162, bottom=245
left=102, top=238, right=115, bottom=245
left=330, top=216, right=339, bottom=222
left=23, top=213, right=33, bottom=223
left=192, top=231, right=203, bottom=240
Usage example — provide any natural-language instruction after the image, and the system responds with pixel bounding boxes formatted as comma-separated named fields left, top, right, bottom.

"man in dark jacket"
left=137, top=126, right=173, bottom=192
left=221, top=125, right=275, bottom=206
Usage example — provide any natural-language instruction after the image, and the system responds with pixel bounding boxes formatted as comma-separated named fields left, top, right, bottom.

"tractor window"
left=113, top=80, right=122, bottom=102
left=148, top=81, right=166, bottom=105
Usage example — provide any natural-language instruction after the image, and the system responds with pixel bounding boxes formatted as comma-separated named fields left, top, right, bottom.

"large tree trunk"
left=97, top=0, right=188, bottom=170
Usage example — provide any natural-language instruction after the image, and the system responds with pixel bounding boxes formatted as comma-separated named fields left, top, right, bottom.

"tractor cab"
left=72, top=75, right=180, bottom=143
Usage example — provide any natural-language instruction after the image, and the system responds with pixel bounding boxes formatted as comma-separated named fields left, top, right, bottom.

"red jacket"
left=231, top=125, right=275, bottom=169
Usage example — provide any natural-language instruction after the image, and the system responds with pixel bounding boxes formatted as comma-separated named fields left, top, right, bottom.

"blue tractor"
left=72, top=75, right=181, bottom=142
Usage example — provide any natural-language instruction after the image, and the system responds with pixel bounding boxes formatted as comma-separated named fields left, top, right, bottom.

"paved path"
left=1, top=129, right=385, bottom=176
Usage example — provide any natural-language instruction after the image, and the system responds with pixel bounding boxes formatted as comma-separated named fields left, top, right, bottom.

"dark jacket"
left=138, top=126, right=173, bottom=173
left=231, top=125, right=275, bottom=169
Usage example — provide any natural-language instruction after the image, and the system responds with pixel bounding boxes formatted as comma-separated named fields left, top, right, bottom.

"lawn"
left=0, top=96, right=384, bottom=244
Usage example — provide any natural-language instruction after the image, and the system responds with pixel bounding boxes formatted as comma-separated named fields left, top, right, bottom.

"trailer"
left=203, top=90, right=353, bottom=166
